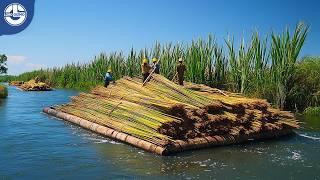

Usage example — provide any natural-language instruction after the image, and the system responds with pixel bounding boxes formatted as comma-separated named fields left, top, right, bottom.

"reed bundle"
left=55, top=75, right=299, bottom=147
left=9, top=81, right=24, bottom=86
left=19, top=79, right=52, bottom=91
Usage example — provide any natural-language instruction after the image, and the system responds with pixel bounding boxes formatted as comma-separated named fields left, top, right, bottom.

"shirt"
left=177, top=63, right=186, bottom=75
left=141, top=64, right=151, bottom=74
left=105, top=72, right=113, bottom=82
left=152, top=63, right=160, bottom=74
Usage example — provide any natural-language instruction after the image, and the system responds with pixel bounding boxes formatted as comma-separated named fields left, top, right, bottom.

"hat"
left=143, top=58, right=148, bottom=63
left=152, top=58, right=157, bottom=62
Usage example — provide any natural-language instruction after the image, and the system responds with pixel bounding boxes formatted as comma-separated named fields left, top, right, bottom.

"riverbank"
left=0, top=84, right=8, bottom=98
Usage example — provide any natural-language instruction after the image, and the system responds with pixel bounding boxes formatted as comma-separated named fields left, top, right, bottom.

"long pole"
left=171, top=72, right=178, bottom=81
left=108, top=97, right=124, bottom=116
left=110, top=58, right=161, bottom=115
left=142, top=59, right=161, bottom=87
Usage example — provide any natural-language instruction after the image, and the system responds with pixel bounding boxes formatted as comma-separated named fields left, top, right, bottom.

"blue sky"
left=1, top=0, right=320, bottom=75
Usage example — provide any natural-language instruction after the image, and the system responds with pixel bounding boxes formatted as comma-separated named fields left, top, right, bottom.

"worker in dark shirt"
left=104, top=68, right=115, bottom=87
left=152, top=58, right=160, bottom=74
left=176, top=58, right=186, bottom=85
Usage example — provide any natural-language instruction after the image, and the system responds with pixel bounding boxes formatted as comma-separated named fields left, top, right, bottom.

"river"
left=0, top=84, right=319, bottom=179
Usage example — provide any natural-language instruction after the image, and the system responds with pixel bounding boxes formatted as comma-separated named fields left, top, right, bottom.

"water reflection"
left=299, top=115, right=320, bottom=131
left=1, top=84, right=320, bottom=179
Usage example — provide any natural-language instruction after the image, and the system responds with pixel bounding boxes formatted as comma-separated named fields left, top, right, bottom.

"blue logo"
left=0, top=0, right=35, bottom=36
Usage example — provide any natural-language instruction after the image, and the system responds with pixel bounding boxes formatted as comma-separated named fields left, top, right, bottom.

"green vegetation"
left=286, top=56, right=320, bottom=111
left=0, top=75, right=14, bottom=82
left=7, top=22, right=317, bottom=111
left=0, top=84, right=8, bottom=98
left=270, top=23, right=308, bottom=109
left=304, top=107, right=320, bottom=116
left=0, top=54, right=8, bottom=75
left=0, top=54, right=8, bottom=98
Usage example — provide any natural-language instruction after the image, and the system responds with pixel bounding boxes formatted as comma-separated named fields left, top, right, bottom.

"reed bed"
left=11, top=22, right=308, bottom=110
left=55, top=75, right=299, bottom=147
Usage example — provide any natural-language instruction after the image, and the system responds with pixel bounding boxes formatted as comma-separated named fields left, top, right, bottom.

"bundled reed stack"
left=19, top=79, right=52, bottom=91
left=44, top=74, right=298, bottom=155
left=9, top=81, right=24, bottom=86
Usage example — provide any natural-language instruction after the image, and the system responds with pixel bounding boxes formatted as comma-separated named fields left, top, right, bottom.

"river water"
left=0, top=84, right=319, bottom=179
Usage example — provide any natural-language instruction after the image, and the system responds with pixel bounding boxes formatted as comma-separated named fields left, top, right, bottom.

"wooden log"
left=43, top=107, right=295, bottom=156
left=43, top=107, right=167, bottom=155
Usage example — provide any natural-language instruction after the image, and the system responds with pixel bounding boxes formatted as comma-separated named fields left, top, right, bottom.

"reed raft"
left=44, top=74, right=299, bottom=155
left=19, top=79, right=52, bottom=91
left=9, top=81, right=24, bottom=86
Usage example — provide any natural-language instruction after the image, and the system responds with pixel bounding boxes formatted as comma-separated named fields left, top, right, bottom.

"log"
left=43, top=107, right=294, bottom=155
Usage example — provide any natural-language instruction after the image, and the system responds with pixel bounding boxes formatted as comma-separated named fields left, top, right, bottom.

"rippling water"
left=1, top=84, right=320, bottom=179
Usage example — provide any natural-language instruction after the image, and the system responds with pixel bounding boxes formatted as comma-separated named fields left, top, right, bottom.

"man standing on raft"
left=104, top=68, right=115, bottom=88
left=176, top=58, right=186, bottom=86
left=141, top=58, right=151, bottom=82
left=152, top=58, right=160, bottom=74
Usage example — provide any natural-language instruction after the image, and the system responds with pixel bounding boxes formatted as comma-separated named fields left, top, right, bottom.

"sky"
left=1, top=0, right=320, bottom=75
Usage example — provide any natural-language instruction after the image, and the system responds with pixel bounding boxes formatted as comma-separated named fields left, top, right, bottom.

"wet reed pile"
left=54, top=75, right=299, bottom=147
left=19, top=79, right=52, bottom=91
left=9, top=81, right=24, bottom=86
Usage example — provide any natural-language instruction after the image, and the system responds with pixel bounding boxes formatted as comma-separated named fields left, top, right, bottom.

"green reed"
left=9, top=22, right=309, bottom=110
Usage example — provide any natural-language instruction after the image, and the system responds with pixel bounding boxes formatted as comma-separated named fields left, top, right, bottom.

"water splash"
left=297, top=133, right=320, bottom=140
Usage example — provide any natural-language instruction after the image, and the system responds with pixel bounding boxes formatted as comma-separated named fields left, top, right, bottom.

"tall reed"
left=10, top=22, right=309, bottom=110
left=270, top=22, right=309, bottom=109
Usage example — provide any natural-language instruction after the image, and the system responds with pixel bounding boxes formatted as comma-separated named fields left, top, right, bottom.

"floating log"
left=43, top=107, right=294, bottom=155
left=43, top=107, right=166, bottom=155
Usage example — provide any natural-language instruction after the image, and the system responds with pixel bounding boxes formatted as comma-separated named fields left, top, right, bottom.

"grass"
left=270, top=22, right=309, bottom=109
left=304, top=107, right=320, bottom=116
left=286, top=56, right=320, bottom=111
left=0, top=84, right=8, bottom=98
left=5, top=22, right=312, bottom=111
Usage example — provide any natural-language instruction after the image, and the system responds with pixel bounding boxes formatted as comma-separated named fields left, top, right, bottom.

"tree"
left=0, top=54, right=8, bottom=74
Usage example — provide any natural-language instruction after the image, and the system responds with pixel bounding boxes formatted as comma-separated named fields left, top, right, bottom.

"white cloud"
left=5, top=55, right=47, bottom=75
left=7, top=55, right=27, bottom=64
left=25, top=63, right=46, bottom=70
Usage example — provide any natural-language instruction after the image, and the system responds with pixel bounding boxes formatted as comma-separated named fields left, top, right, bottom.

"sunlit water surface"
left=1, top=84, right=319, bottom=179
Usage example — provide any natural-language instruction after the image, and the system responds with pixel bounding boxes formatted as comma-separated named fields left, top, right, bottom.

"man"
left=152, top=58, right=160, bottom=74
left=104, top=68, right=115, bottom=88
left=176, top=58, right=186, bottom=85
left=141, top=58, right=151, bottom=82
left=34, top=76, right=40, bottom=83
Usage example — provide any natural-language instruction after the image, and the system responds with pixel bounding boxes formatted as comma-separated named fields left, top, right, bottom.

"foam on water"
left=297, top=133, right=320, bottom=140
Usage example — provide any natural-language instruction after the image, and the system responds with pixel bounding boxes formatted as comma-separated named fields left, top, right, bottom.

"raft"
left=9, top=81, right=24, bottom=86
left=43, top=107, right=293, bottom=155
left=43, top=75, right=299, bottom=155
left=19, top=79, right=52, bottom=91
